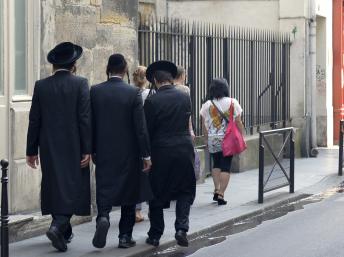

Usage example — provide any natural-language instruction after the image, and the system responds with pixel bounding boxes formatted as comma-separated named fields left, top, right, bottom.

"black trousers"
left=51, top=214, right=72, bottom=239
left=97, top=205, right=136, bottom=238
left=148, top=194, right=192, bottom=240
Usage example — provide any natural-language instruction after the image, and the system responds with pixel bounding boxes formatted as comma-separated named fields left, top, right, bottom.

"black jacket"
left=144, top=85, right=196, bottom=207
left=91, top=77, right=152, bottom=206
left=26, top=70, right=92, bottom=216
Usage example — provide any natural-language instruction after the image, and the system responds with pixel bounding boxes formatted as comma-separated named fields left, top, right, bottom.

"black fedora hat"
left=146, top=60, right=177, bottom=84
left=107, top=53, right=127, bottom=67
left=47, top=42, right=83, bottom=65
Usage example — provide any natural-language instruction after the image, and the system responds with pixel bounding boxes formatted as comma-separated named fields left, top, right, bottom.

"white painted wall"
left=167, top=1, right=280, bottom=30
left=279, top=0, right=307, bottom=128
left=316, top=16, right=328, bottom=145
left=316, top=0, right=333, bottom=146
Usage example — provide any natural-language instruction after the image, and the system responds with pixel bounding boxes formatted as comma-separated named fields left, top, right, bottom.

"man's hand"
left=81, top=154, right=91, bottom=168
left=26, top=155, right=39, bottom=169
left=190, top=130, right=196, bottom=143
left=143, top=159, right=152, bottom=173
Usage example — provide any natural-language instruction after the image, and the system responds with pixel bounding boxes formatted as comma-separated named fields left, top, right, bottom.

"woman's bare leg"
left=218, top=172, right=230, bottom=197
left=212, top=168, right=221, bottom=192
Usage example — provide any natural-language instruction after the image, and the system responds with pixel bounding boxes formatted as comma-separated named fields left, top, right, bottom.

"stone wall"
left=9, top=0, right=140, bottom=214
left=41, top=0, right=139, bottom=84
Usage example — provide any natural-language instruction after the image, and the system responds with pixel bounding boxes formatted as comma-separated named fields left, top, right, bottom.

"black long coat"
left=26, top=71, right=92, bottom=216
left=144, top=85, right=196, bottom=208
left=91, top=77, right=152, bottom=207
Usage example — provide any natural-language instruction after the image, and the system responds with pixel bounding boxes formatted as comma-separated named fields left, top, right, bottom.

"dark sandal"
left=217, top=194, right=227, bottom=205
left=213, top=189, right=220, bottom=201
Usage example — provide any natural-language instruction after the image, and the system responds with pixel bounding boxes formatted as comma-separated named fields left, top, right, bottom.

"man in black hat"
left=91, top=54, right=152, bottom=249
left=26, top=42, right=92, bottom=252
left=144, top=61, right=196, bottom=247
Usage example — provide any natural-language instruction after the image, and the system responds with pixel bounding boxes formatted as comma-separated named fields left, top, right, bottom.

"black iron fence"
left=138, top=17, right=291, bottom=136
left=258, top=128, right=295, bottom=203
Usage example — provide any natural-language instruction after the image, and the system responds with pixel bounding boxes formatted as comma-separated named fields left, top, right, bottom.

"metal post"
left=258, top=133, right=264, bottom=203
left=282, top=43, right=287, bottom=128
left=339, top=120, right=343, bottom=176
left=206, top=36, right=213, bottom=88
left=250, top=40, right=255, bottom=135
left=289, top=130, right=295, bottom=193
left=270, top=41, right=276, bottom=129
left=0, top=159, right=9, bottom=257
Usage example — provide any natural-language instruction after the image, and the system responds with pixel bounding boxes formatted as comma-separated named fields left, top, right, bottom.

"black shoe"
left=64, top=233, right=74, bottom=244
left=92, top=217, right=110, bottom=249
left=118, top=235, right=136, bottom=248
left=213, top=193, right=219, bottom=201
left=46, top=226, right=68, bottom=252
left=175, top=230, right=188, bottom=247
left=146, top=237, right=160, bottom=247
left=217, top=196, right=227, bottom=206
left=63, top=225, right=73, bottom=244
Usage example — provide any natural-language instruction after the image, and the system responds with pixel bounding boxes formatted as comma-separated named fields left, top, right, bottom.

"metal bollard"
left=0, top=159, right=9, bottom=257
left=339, top=121, right=344, bottom=176
left=258, top=133, right=264, bottom=204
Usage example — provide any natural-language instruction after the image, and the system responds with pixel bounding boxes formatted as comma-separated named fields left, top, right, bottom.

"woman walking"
left=200, top=78, right=244, bottom=205
left=133, top=66, right=150, bottom=102
left=132, top=65, right=150, bottom=222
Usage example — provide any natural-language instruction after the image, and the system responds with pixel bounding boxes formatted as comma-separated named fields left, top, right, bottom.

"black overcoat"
left=144, top=85, right=196, bottom=208
left=91, top=77, right=152, bottom=207
left=26, top=71, right=92, bottom=216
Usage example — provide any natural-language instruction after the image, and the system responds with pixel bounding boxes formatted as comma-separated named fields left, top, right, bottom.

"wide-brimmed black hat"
left=47, top=42, right=83, bottom=65
left=146, top=60, right=177, bottom=83
left=107, top=54, right=127, bottom=68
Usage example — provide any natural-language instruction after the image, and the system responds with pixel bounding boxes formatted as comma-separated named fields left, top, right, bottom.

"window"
left=11, top=0, right=40, bottom=98
left=14, top=0, right=27, bottom=95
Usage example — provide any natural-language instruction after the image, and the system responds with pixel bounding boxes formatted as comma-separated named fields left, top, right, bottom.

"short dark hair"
left=175, top=66, right=185, bottom=79
left=208, top=78, right=229, bottom=100
left=53, top=61, right=76, bottom=70
left=106, top=54, right=128, bottom=75
left=153, top=70, right=174, bottom=84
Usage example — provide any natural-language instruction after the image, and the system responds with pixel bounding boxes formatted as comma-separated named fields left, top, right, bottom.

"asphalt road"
left=190, top=191, right=344, bottom=257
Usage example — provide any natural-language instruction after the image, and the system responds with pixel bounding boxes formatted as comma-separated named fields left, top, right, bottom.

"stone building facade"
left=0, top=0, right=334, bottom=215
left=0, top=0, right=139, bottom=214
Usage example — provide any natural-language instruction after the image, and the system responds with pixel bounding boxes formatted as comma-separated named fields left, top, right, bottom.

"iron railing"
left=258, top=128, right=295, bottom=203
left=138, top=17, right=291, bottom=136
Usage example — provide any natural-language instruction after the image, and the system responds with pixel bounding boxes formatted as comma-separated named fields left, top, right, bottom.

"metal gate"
left=138, top=17, right=291, bottom=136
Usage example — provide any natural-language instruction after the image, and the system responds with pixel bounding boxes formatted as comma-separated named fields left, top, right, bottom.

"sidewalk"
left=11, top=149, right=342, bottom=257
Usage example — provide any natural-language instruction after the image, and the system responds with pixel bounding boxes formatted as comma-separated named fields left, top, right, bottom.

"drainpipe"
left=309, top=0, right=319, bottom=157
left=303, top=1, right=312, bottom=158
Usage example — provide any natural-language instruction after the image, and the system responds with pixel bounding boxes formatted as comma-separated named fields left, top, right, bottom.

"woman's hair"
left=153, top=70, right=174, bottom=84
left=208, top=78, right=229, bottom=100
left=175, top=66, right=185, bottom=80
left=133, top=66, right=148, bottom=88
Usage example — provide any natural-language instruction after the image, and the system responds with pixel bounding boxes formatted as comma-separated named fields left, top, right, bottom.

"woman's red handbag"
left=211, top=99, right=247, bottom=156
left=222, top=101, right=247, bottom=156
